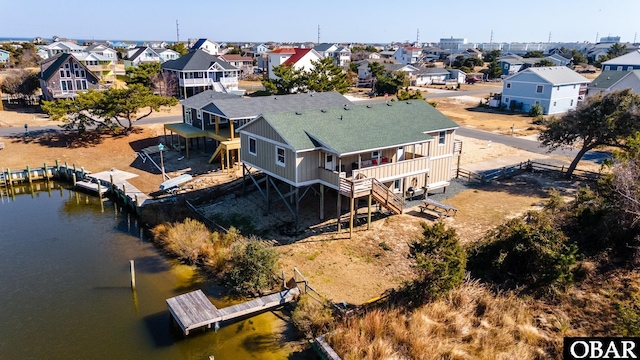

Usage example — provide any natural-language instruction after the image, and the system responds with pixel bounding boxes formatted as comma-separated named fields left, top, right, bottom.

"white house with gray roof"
left=237, top=100, right=461, bottom=224
left=161, top=49, right=240, bottom=98
left=501, top=66, right=590, bottom=115
left=588, top=70, right=640, bottom=96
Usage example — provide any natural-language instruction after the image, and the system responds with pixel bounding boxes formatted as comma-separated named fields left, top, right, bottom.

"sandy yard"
left=0, top=94, right=602, bottom=304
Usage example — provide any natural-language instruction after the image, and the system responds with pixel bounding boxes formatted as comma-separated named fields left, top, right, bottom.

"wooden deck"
left=166, top=287, right=301, bottom=336
left=86, top=169, right=152, bottom=206
left=75, top=180, right=109, bottom=197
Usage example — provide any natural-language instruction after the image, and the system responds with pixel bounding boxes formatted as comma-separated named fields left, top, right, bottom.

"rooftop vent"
left=344, top=105, right=350, bottom=110
left=387, top=103, right=393, bottom=106
left=295, top=111, right=302, bottom=115
left=321, top=109, right=327, bottom=113
left=406, top=101, right=411, bottom=104
left=340, top=115, right=343, bottom=120
left=366, top=105, right=372, bottom=108
left=274, top=97, right=278, bottom=100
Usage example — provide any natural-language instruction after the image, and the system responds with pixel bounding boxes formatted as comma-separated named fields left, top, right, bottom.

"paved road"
left=457, top=127, right=609, bottom=164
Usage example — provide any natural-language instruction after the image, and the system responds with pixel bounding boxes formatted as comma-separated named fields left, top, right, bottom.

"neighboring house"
left=154, top=48, right=180, bottom=63
left=393, top=46, right=422, bottom=65
left=147, top=41, right=169, bottom=49
left=413, top=68, right=450, bottom=86
left=86, top=44, right=118, bottom=61
left=499, top=55, right=541, bottom=76
left=356, top=60, right=416, bottom=82
left=74, top=52, right=116, bottom=83
left=191, top=39, right=220, bottom=55
left=313, top=43, right=338, bottom=58
left=39, top=53, right=103, bottom=101
left=588, top=70, right=640, bottom=96
left=253, top=43, right=269, bottom=57
left=237, top=100, right=461, bottom=223
left=266, top=48, right=323, bottom=80
left=547, top=53, right=572, bottom=67
left=125, top=46, right=161, bottom=68
left=379, top=51, right=395, bottom=59
left=161, top=49, right=240, bottom=98
left=0, top=49, right=10, bottom=64
left=333, top=46, right=351, bottom=67
left=601, top=50, right=640, bottom=71
left=448, top=69, right=467, bottom=84
left=216, top=54, right=253, bottom=76
left=43, top=41, right=86, bottom=58
left=501, top=66, right=590, bottom=115
left=465, top=48, right=483, bottom=59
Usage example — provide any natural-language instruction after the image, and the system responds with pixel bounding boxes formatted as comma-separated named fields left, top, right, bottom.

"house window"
left=628, top=66, right=634, bottom=71
left=394, top=179, right=402, bottom=191
left=553, top=101, right=557, bottom=107
left=571, top=99, right=574, bottom=106
left=371, top=150, right=380, bottom=159
left=197, top=109, right=202, bottom=120
left=275, top=146, right=285, bottom=166
left=75, top=79, right=87, bottom=90
left=60, top=69, right=66, bottom=78
left=438, top=131, right=446, bottom=145
left=604, top=66, right=610, bottom=71
left=504, top=97, right=510, bottom=103
left=535, top=100, right=540, bottom=105
left=60, top=80, right=73, bottom=92
left=573, top=84, right=576, bottom=89
left=557, top=86, right=560, bottom=91
left=536, top=85, right=543, bottom=93
left=248, top=137, right=257, bottom=155
left=506, top=83, right=511, bottom=89
left=617, top=66, right=623, bottom=71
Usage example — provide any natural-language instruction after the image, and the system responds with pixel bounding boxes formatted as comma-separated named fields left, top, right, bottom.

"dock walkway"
left=167, top=287, right=300, bottom=335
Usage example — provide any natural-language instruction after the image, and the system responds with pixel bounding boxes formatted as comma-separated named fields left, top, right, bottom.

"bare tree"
left=151, top=71, right=178, bottom=97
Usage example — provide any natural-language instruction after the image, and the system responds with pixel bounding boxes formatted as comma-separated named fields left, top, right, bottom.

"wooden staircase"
left=371, top=179, right=403, bottom=215
left=339, top=176, right=403, bottom=215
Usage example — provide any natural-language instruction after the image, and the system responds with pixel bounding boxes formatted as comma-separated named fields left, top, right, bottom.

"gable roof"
left=205, top=92, right=352, bottom=120
left=40, top=53, right=98, bottom=82
left=313, top=43, right=336, bottom=52
left=508, top=66, right=589, bottom=85
left=417, top=68, right=450, bottom=76
left=192, top=38, right=218, bottom=50
left=161, top=49, right=237, bottom=71
left=251, top=100, right=458, bottom=154
left=282, top=48, right=314, bottom=66
left=383, top=63, right=419, bottom=72
left=269, top=48, right=297, bottom=54
left=128, top=47, right=160, bottom=61
left=602, top=50, right=640, bottom=66
left=180, top=89, right=239, bottom=109
left=217, top=54, right=252, bottom=62
left=589, top=70, right=639, bottom=90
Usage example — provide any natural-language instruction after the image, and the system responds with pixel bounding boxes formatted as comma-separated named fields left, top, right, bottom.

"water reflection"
left=0, top=182, right=302, bottom=359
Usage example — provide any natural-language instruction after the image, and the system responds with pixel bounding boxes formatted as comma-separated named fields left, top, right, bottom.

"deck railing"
left=352, top=156, right=430, bottom=182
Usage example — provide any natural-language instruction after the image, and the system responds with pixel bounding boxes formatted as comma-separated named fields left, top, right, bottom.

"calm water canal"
left=0, top=183, right=301, bottom=359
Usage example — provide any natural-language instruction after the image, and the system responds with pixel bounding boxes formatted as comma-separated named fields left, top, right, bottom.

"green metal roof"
left=589, top=70, right=634, bottom=90
left=258, top=100, right=458, bottom=154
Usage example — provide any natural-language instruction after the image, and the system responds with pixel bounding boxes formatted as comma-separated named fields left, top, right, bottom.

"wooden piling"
left=130, top=260, right=136, bottom=290
left=110, top=174, right=114, bottom=192
left=44, top=163, right=49, bottom=181
left=26, top=165, right=32, bottom=184
left=6, top=168, right=11, bottom=187
left=367, top=194, right=372, bottom=230
left=72, top=172, right=76, bottom=187
left=64, top=162, right=68, bottom=180
left=55, top=159, right=60, bottom=177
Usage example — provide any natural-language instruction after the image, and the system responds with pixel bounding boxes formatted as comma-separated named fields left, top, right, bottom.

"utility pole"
left=416, top=29, right=420, bottom=45
left=548, top=31, right=552, bottom=43
left=490, top=30, right=494, bottom=44
left=176, top=20, right=180, bottom=43
left=635, top=32, right=638, bottom=44
left=317, top=25, right=320, bottom=44
left=595, top=32, right=599, bottom=43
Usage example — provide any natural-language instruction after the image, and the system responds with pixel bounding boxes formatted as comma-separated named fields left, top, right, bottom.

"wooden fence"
left=456, top=160, right=601, bottom=184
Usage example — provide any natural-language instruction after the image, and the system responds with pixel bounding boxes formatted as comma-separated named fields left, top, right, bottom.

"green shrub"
left=226, top=241, right=279, bottom=295
left=404, top=222, right=466, bottom=303
left=291, top=294, right=335, bottom=338
left=529, top=103, right=543, bottom=117
left=151, top=218, right=213, bottom=264
left=468, top=211, right=578, bottom=292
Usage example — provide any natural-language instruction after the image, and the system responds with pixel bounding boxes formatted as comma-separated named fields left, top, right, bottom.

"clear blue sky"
left=2, top=0, right=639, bottom=44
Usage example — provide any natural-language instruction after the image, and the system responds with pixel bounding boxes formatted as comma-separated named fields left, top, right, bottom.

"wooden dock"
left=167, top=287, right=301, bottom=335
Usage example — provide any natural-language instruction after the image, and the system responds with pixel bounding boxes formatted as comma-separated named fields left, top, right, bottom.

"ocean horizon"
left=0, top=37, right=166, bottom=45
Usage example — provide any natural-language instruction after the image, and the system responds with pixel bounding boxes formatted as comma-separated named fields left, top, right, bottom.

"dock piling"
left=130, top=260, right=136, bottom=290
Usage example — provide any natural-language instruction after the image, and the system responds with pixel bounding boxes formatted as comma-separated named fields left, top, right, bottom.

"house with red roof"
left=266, top=48, right=322, bottom=80
left=393, top=46, right=423, bottom=65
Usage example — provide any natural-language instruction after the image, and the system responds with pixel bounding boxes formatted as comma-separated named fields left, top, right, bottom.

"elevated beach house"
left=237, top=100, right=461, bottom=228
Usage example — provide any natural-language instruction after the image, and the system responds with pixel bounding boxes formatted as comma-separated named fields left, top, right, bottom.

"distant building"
left=601, top=50, right=640, bottom=71
left=190, top=39, right=221, bottom=56
left=599, top=36, right=621, bottom=44
left=0, top=49, right=10, bottom=64
left=439, top=37, right=468, bottom=51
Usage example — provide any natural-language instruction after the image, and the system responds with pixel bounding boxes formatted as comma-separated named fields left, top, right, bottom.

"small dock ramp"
left=167, top=287, right=300, bottom=336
